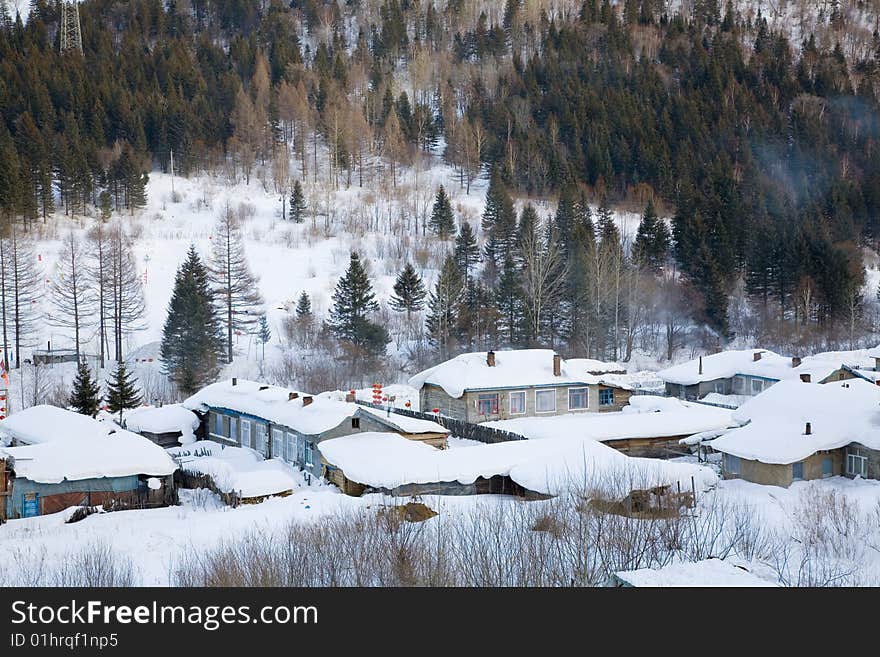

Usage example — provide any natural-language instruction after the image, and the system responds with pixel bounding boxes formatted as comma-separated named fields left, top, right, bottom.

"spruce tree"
left=257, top=314, right=271, bottom=361
left=295, top=291, right=312, bottom=319
left=106, top=360, right=142, bottom=423
left=426, top=254, right=464, bottom=358
left=454, top=221, right=480, bottom=283
left=429, top=185, right=456, bottom=238
left=389, top=262, right=427, bottom=319
left=481, top=168, right=517, bottom=269
left=290, top=180, right=307, bottom=223
left=496, top=254, right=525, bottom=346
left=69, top=359, right=102, bottom=418
left=160, top=246, right=225, bottom=395
left=328, top=252, right=389, bottom=355
left=632, top=200, right=670, bottom=272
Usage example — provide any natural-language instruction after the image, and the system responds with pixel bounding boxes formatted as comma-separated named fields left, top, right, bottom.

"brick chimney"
left=553, top=354, right=562, bottom=377
left=805, top=422, right=812, bottom=435
left=288, top=392, right=299, bottom=401
left=792, top=356, right=802, bottom=368
left=800, top=373, right=811, bottom=383
left=302, top=395, right=313, bottom=407
left=753, top=351, right=762, bottom=362
left=486, top=351, right=496, bottom=367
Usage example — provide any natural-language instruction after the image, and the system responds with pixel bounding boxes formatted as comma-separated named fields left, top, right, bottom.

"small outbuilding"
left=124, top=404, right=200, bottom=448
left=608, top=559, right=777, bottom=587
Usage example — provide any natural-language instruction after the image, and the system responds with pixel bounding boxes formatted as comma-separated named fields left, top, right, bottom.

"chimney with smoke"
left=486, top=351, right=496, bottom=367
left=553, top=354, right=562, bottom=377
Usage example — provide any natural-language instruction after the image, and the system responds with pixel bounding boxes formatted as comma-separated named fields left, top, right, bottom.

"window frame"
left=535, top=389, right=557, bottom=414
left=240, top=419, right=251, bottom=449
left=725, top=454, right=741, bottom=476
left=599, top=388, right=615, bottom=407
left=792, top=461, right=804, bottom=481
left=750, top=378, right=764, bottom=395
left=508, top=390, right=527, bottom=415
left=477, top=393, right=500, bottom=416
left=271, top=427, right=284, bottom=459
left=821, top=456, right=833, bottom=478
left=304, top=440, right=314, bottom=468
left=847, top=453, right=867, bottom=477
left=568, top=387, right=589, bottom=411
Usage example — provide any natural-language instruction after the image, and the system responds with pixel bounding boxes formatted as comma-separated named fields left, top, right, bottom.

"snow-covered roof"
left=408, top=349, right=631, bottom=398
left=613, top=559, right=777, bottom=587
left=483, top=396, right=734, bottom=443
left=0, top=405, right=177, bottom=484
left=167, top=441, right=304, bottom=498
left=318, top=431, right=717, bottom=497
left=183, top=379, right=446, bottom=436
left=125, top=404, right=199, bottom=439
left=659, top=349, right=862, bottom=386
left=710, top=379, right=880, bottom=465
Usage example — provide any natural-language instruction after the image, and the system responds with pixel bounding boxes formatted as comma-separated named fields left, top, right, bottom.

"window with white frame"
left=255, top=424, right=268, bottom=456
left=750, top=378, right=764, bottom=395
left=213, top=412, right=223, bottom=436
left=713, top=381, right=724, bottom=394
left=733, top=376, right=745, bottom=394
left=285, top=431, right=296, bottom=463
left=725, top=454, right=740, bottom=476
left=240, top=419, right=251, bottom=449
left=847, top=452, right=867, bottom=477
left=535, top=389, right=556, bottom=413
left=304, top=441, right=314, bottom=467
left=477, top=393, right=499, bottom=416
left=271, top=427, right=284, bottom=459
left=229, top=417, right=238, bottom=443
left=509, top=391, right=526, bottom=415
left=568, top=387, right=588, bottom=410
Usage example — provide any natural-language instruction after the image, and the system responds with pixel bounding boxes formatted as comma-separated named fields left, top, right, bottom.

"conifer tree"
left=426, top=254, right=464, bottom=358
left=328, top=252, right=389, bottom=355
left=496, top=254, right=525, bottom=345
left=295, top=291, right=312, bottom=319
left=290, top=180, right=307, bottom=223
left=160, top=246, right=224, bottom=395
left=106, top=360, right=142, bottom=423
left=454, top=221, right=480, bottom=283
left=389, top=262, right=427, bottom=319
left=632, top=200, right=670, bottom=272
left=481, top=168, right=517, bottom=270
left=208, top=205, right=264, bottom=363
left=429, top=185, right=456, bottom=238
left=257, top=314, right=271, bottom=361
left=69, top=359, right=102, bottom=417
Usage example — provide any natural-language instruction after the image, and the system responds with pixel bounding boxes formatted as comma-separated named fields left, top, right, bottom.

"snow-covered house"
left=0, top=406, right=178, bottom=520
left=182, top=379, right=449, bottom=479
left=124, top=404, right=200, bottom=448
left=408, top=349, right=634, bottom=423
left=608, top=559, right=777, bottom=587
left=709, top=379, right=880, bottom=487
left=659, top=349, right=867, bottom=402
left=318, top=431, right=717, bottom=498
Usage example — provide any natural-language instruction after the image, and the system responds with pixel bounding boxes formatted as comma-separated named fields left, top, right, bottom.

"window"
left=535, top=389, right=556, bottom=413
left=713, top=381, right=724, bottom=394
left=733, top=376, right=745, bottom=394
left=229, top=417, right=238, bottom=444
left=822, top=457, right=833, bottom=478
left=271, top=427, right=284, bottom=459
left=213, top=412, right=223, bottom=436
left=477, top=393, right=500, bottom=416
left=351, top=417, right=360, bottom=429
left=792, top=461, right=804, bottom=481
left=304, top=441, right=314, bottom=467
left=750, top=378, right=764, bottom=395
left=240, top=420, right=251, bottom=449
left=285, top=432, right=296, bottom=463
left=255, top=424, right=268, bottom=456
left=509, top=391, right=526, bottom=415
left=725, top=454, right=741, bottom=476
left=847, top=453, right=867, bottom=477
left=599, top=388, right=615, bottom=406
left=568, top=388, right=588, bottom=411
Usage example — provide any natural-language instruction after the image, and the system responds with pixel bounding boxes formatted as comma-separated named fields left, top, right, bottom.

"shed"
left=125, top=404, right=200, bottom=448
left=609, top=559, right=777, bottom=587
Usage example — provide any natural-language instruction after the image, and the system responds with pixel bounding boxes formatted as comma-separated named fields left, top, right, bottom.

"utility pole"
left=170, top=148, right=175, bottom=195
left=60, top=1, right=83, bottom=55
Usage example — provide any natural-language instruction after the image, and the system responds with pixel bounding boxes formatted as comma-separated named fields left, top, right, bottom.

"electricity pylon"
left=60, top=1, right=83, bottom=55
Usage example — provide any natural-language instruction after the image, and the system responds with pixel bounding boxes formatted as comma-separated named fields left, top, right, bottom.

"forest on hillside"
left=2, top=0, right=880, bottom=369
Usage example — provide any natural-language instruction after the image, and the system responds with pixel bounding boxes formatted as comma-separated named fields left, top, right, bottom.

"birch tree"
left=520, top=228, right=567, bottom=345
left=49, top=232, right=95, bottom=359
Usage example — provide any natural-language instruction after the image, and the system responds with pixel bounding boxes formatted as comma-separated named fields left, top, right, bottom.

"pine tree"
left=426, top=254, right=464, bottom=358
left=257, top=314, right=271, bottom=361
left=106, top=360, right=142, bottom=423
left=389, top=262, right=427, bottom=319
left=454, top=221, right=480, bottom=283
left=99, top=190, right=112, bottom=222
left=69, top=359, right=102, bottom=417
left=209, top=205, right=264, bottom=363
left=160, top=246, right=225, bottom=395
left=328, top=251, right=389, bottom=355
left=496, top=254, right=524, bottom=345
left=295, top=291, right=312, bottom=319
left=481, top=168, right=517, bottom=269
left=429, top=185, right=456, bottom=238
left=632, top=199, right=670, bottom=272
left=290, top=180, right=307, bottom=223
